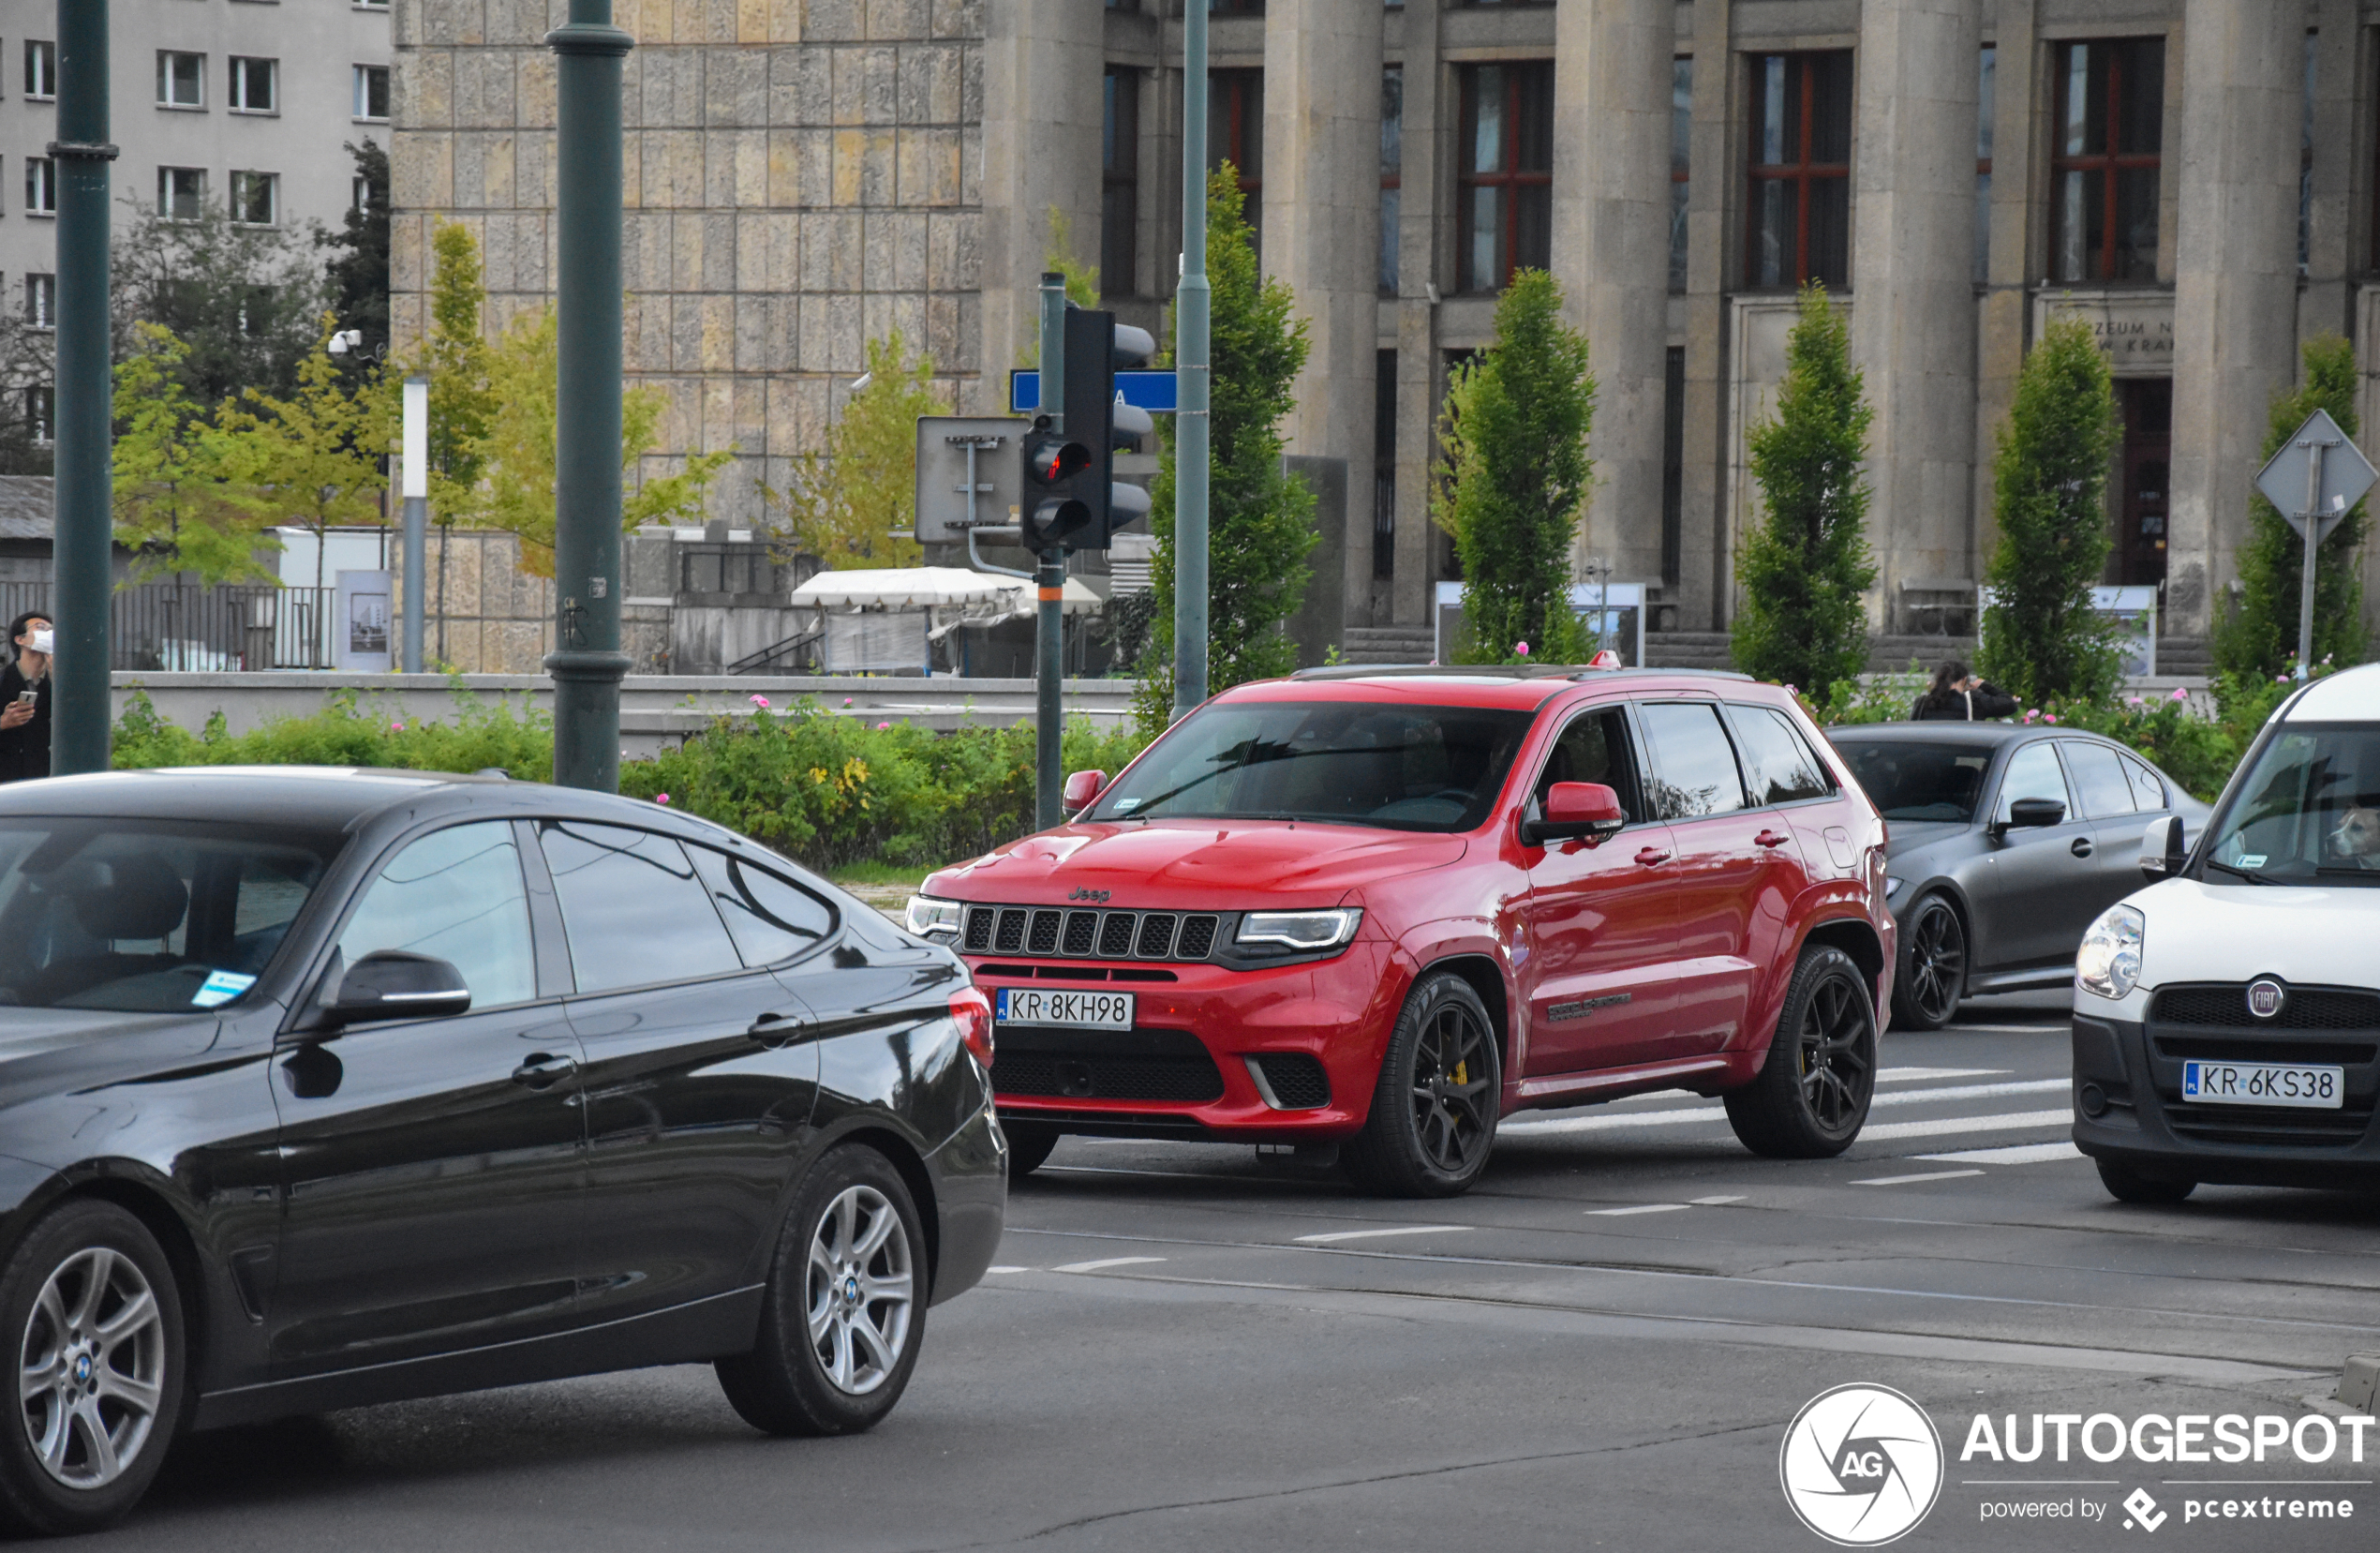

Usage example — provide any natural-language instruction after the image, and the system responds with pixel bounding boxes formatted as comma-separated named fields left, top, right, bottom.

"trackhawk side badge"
left=1546, top=993, right=1632, bottom=1023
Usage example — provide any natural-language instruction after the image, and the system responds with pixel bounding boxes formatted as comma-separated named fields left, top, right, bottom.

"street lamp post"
left=1171, top=0, right=1211, bottom=723
left=401, top=375, right=428, bottom=673
left=544, top=0, right=634, bottom=791
left=51, top=0, right=115, bottom=775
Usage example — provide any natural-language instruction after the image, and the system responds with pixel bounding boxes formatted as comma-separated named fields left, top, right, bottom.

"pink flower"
left=389, top=721, right=404, bottom=732
left=2171, top=687, right=2190, bottom=701
left=876, top=721, right=891, bottom=731
left=2045, top=713, right=2060, bottom=724
left=2022, top=709, right=2039, bottom=724
left=749, top=694, right=770, bottom=708
left=842, top=697, right=854, bottom=707
left=655, top=792, right=671, bottom=805
left=2126, top=696, right=2143, bottom=707
left=1514, top=640, right=1530, bottom=657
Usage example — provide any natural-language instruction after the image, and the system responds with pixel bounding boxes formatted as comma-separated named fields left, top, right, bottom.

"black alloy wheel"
left=1891, top=894, right=1967, bottom=1031
left=1345, top=972, right=1502, bottom=1198
left=1726, top=945, right=1879, bottom=1158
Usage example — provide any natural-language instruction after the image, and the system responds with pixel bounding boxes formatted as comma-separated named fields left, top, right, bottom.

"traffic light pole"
left=1171, top=0, right=1211, bottom=723
left=1036, top=274, right=1068, bottom=829
left=52, top=0, right=114, bottom=775
left=544, top=0, right=634, bottom=791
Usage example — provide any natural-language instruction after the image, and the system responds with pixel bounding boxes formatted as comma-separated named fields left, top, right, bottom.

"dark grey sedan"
left=1825, top=724, right=2209, bottom=1028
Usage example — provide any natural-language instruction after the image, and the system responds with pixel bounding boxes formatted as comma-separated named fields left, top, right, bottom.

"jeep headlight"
left=1235, top=908, right=1361, bottom=951
left=905, top=894, right=963, bottom=938
left=2075, top=904, right=2144, bottom=999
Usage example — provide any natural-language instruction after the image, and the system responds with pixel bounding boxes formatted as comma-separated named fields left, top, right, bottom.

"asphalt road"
left=91, top=993, right=2380, bottom=1552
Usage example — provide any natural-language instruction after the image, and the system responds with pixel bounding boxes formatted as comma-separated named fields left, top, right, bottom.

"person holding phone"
left=0, top=612, right=53, bottom=783
left=1910, top=658, right=2018, bottom=722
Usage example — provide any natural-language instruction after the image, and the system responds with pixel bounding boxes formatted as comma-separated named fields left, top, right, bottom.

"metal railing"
left=0, top=580, right=340, bottom=670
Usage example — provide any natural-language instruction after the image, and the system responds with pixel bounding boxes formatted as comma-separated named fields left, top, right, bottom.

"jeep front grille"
left=959, top=903, right=1222, bottom=964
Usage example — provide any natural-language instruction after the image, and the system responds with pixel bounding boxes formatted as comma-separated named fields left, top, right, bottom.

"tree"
left=1976, top=315, right=2124, bottom=705
left=763, top=332, right=937, bottom=569
left=320, top=141, right=392, bottom=385
left=474, top=306, right=730, bottom=576
left=0, top=279, right=54, bottom=476
left=1731, top=283, right=1876, bottom=698
left=416, top=222, right=498, bottom=525
left=1142, top=165, right=1316, bottom=717
left=1430, top=270, right=1595, bottom=664
left=2213, top=335, right=2370, bottom=679
left=112, top=198, right=329, bottom=409
left=112, top=323, right=275, bottom=585
left=213, top=319, right=390, bottom=604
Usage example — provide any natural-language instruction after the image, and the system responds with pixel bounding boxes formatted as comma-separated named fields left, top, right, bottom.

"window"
left=230, top=171, right=277, bottom=226
left=1207, top=69, right=1261, bottom=257
left=1380, top=66, right=1403, bottom=292
left=353, top=63, right=389, bottom=121
left=1102, top=66, right=1138, bottom=297
left=229, top=56, right=276, bottom=113
left=336, top=823, right=537, bottom=1009
left=687, top=847, right=836, bottom=966
left=1209, top=0, right=1262, bottom=11
left=1660, top=346, right=1685, bottom=586
left=352, top=175, right=369, bottom=212
left=23, top=157, right=54, bottom=216
left=2048, top=37, right=2164, bottom=284
left=2299, top=30, right=2315, bottom=277
left=1670, top=56, right=1692, bottom=291
left=25, top=274, right=52, bottom=330
left=1976, top=45, right=1995, bottom=284
left=157, top=51, right=204, bottom=108
left=2060, top=740, right=2135, bottom=819
left=24, top=40, right=54, bottom=99
left=2121, top=754, right=2167, bottom=814
left=2204, top=726, right=2380, bottom=886
left=1640, top=702, right=1748, bottom=819
left=538, top=822, right=744, bottom=993
left=1994, top=741, right=2071, bottom=824
left=1374, top=349, right=1396, bottom=579
left=1534, top=708, right=1646, bottom=825
left=356, top=0, right=390, bottom=8
left=25, top=386, right=51, bottom=446
left=1746, top=52, right=1852, bottom=290
left=1729, top=706, right=1833, bottom=805
left=1456, top=63, right=1554, bottom=292
left=158, top=167, right=205, bottom=221
left=1837, top=741, right=1990, bottom=823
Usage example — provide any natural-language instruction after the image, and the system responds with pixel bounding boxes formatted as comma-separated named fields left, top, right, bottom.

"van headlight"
left=905, top=895, right=963, bottom=938
left=2075, top=904, right=2144, bottom=999
left=1236, top=909, right=1361, bottom=950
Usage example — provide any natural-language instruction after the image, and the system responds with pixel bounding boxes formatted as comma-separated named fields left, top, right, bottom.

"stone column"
left=1676, top=0, right=1733, bottom=631
left=1391, top=0, right=1444, bottom=628
left=1973, top=0, right=2041, bottom=566
left=2301, top=1, right=2358, bottom=344
left=1553, top=0, right=1673, bottom=591
left=976, top=0, right=1105, bottom=415
left=1849, top=0, right=1982, bottom=628
left=1263, top=0, right=1383, bottom=624
left=2167, top=0, right=2303, bottom=637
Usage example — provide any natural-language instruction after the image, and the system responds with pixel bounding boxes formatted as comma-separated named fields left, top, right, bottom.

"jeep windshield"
left=2201, top=724, right=2380, bottom=887
left=1087, top=700, right=1537, bottom=832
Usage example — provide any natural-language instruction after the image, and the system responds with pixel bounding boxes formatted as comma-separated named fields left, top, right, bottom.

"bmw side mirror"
left=1990, top=797, right=2065, bottom=839
left=1062, top=769, right=1107, bottom=815
left=2138, top=814, right=2187, bottom=879
left=322, top=950, right=471, bottom=1026
left=1522, top=782, right=1628, bottom=848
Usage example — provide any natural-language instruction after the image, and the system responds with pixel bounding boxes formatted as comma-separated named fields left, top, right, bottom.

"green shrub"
left=112, top=683, right=554, bottom=780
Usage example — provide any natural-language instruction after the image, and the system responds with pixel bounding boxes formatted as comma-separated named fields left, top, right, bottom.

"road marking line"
left=1052, top=1256, right=1167, bottom=1274
left=1918, top=1142, right=2085, bottom=1165
left=1880, top=1067, right=2012, bottom=1082
left=986, top=1264, right=1031, bottom=1274
left=1856, top=1108, right=2071, bottom=1142
left=1503, top=1082, right=2064, bottom=1136
left=1293, top=1225, right=1472, bottom=1245
left=1852, top=1169, right=1987, bottom=1187
left=1586, top=1203, right=1693, bottom=1217
left=1689, top=1195, right=1747, bottom=1205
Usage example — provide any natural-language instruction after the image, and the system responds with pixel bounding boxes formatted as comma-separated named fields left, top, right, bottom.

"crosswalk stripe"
left=1880, top=1068, right=2012, bottom=1083
left=1855, top=1108, right=2071, bottom=1142
left=1918, top=1141, right=2085, bottom=1165
left=1586, top=1203, right=1693, bottom=1217
left=1502, top=1080, right=2066, bottom=1137
left=1853, top=1169, right=1986, bottom=1187
left=1294, top=1225, right=1471, bottom=1244
left=1053, top=1256, right=1166, bottom=1274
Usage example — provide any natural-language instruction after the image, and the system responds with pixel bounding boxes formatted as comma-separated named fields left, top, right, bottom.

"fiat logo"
left=2247, top=978, right=2287, bottom=1020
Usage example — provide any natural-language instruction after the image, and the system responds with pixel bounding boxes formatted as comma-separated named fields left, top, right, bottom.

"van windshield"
left=1087, top=700, right=1538, bottom=832
left=2202, top=724, right=2380, bottom=887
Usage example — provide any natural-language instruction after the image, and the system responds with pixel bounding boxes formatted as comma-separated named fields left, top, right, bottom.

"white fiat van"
left=2071, top=663, right=2380, bottom=1203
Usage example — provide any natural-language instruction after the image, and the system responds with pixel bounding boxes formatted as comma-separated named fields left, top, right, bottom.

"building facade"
left=394, top=0, right=2380, bottom=653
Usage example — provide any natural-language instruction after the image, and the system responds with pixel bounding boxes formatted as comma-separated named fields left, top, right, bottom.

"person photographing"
left=1910, top=659, right=2017, bottom=722
left=0, top=612, right=53, bottom=783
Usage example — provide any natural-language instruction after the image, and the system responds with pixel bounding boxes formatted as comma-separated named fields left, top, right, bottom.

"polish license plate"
left=994, top=987, right=1135, bottom=1030
left=2181, top=1060, right=2344, bottom=1110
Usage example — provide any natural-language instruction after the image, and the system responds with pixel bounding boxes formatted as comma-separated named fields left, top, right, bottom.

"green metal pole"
left=51, top=0, right=115, bottom=776
left=1035, top=273, right=1066, bottom=829
left=544, top=0, right=633, bottom=791
left=1171, top=0, right=1211, bottom=722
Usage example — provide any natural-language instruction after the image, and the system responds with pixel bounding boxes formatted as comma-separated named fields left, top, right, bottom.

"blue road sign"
left=1010, top=369, right=1179, bottom=414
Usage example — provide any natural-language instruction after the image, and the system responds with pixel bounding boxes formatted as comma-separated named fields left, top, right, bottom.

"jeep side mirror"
left=2138, top=813, right=2187, bottom=879
left=1522, top=782, right=1628, bottom=847
left=322, top=950, right=471, bottom=1026
left=1063, top=769, right=1107, bottom=815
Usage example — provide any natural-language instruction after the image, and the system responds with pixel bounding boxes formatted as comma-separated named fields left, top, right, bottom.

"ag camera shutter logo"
left=1780, top=1384, right=1945, bottom=1546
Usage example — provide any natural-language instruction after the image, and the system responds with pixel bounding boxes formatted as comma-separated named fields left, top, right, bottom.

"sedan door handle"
left=2070, top=837, right=2094, bottom=859
left=1754, top=829, right=1792, bottom=849
left=747, top=1012, right=803, bottom=1047
left=510, top=1053, right=578, bottom=1089
left=1634, top=846, right=1673, bottom=867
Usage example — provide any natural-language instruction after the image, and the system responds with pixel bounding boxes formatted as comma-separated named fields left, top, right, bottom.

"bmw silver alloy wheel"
left=806, top=1185, right=914, bottom=1396
left=18, top=1248, right=166, bottom=1489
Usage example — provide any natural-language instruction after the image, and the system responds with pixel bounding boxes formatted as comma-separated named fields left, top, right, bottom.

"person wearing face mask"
left=0, top=612, right=53, bottom=783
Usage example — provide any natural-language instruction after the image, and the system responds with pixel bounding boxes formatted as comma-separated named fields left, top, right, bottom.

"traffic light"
left=1019, top=307, right=1159, bottom=553
left=1019, top=416, right=1093, bottom=551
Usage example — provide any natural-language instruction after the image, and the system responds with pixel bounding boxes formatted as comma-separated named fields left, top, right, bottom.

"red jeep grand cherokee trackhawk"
left=907, top=665, right=1895, bottom=1197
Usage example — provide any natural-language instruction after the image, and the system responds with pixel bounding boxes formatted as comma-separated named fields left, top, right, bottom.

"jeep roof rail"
left=1286, top=664, right=1758, bottom=684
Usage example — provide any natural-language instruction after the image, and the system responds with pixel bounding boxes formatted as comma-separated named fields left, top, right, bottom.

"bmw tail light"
left=949, top=987, right=994, bottom=1068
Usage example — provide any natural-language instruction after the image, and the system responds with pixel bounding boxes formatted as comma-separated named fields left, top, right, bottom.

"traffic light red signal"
left=1021, top=418, right=1096, bottom=550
